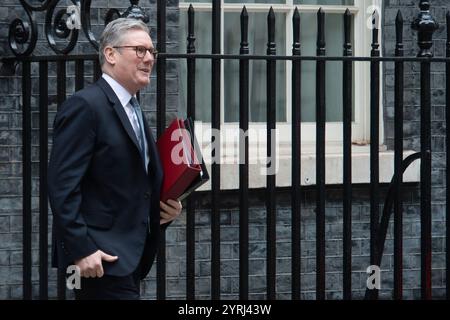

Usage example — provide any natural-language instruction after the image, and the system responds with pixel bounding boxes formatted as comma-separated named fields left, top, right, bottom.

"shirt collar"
left=102, top=73, right=134, bottom=107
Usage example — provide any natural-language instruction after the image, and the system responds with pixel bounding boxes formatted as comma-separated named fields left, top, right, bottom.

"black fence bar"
left=186, top=4, right=196, bottom=300
left=157, top=0, right=167, bottom=300
left=75, top=60, right=84, bottom=91
left=185, top=196, right=195, bottom=298
left=22, top=61, right=32, bottom=300
left=342, top=8, right=352, bottom=301
left=393, top=10, right=404, bottom=300
left=93, top=59, right=101, bottom=83
left=157, top=0, right=167, bottom=137
left=412, top=0, right=438, bottom=299
left=291, top=7, right=301, bottom=301
left=367, top=14, right=380, bottom=300
left=446, top=10, right=450, bottom=300
left=419, top=60, right=432, bottom=300
left=266, top=7, right=277, bottom=300
left=419, top=61, right=433, bottom=300
left=211, top=0, right=221, bottom=300
left=239, top=6, right=250, bottom=300
left=56, top=61, right=67, bottom=110
left=56, top=60, right=67, bottom=300
left=38, top=61, right=49, bottom=300
left=315, top=8, right=326, bottom=300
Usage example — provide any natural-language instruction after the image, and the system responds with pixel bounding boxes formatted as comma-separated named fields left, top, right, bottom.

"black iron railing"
left=1, top=0, right=448, bottom=300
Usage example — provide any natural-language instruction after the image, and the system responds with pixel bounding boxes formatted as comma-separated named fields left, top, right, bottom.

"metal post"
left=412, top=0, right=439, bottom=300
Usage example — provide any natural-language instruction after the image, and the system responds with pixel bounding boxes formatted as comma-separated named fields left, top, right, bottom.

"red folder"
left=157, top=118, right=204, bottom=202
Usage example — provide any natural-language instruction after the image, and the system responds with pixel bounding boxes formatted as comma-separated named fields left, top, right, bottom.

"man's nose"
left=143, top=50, right=154, bottom=63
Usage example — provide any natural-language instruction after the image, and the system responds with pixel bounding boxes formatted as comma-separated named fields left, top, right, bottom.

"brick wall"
left=0, top=0, right=448, bottom=300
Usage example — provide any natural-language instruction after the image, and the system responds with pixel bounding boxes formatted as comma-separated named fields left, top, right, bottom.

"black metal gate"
left=1, top=0, right=449, bottom=300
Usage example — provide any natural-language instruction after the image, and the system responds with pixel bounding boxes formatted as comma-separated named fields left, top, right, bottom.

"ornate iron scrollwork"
left=7, top=0, right=150, bottom=57
left=8, top=0, right=47, bottom=57
left=45, top=0, right=80, bottom=54
left=20, top=0, right=53, bottom=11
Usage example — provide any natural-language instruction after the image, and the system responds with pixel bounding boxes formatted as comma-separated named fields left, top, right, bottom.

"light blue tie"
left=129, top=97, right=148, bottom=170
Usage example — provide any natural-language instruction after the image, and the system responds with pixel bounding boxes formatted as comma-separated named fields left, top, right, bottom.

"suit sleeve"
left=48, top=95, right=98, bottom=263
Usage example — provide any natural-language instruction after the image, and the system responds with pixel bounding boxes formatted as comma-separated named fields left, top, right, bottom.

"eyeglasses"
left=112, top=46, right=158, bottom=59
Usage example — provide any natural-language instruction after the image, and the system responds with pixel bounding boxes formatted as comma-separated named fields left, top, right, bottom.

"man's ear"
left=104, top=47, right=116, bottom=66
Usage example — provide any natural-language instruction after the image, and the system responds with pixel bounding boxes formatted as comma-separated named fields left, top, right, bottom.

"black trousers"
left=73, top=260, right=143, bottom=300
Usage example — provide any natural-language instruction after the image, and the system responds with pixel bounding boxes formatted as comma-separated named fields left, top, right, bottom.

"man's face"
left=109, top=29, right=155, bottom=94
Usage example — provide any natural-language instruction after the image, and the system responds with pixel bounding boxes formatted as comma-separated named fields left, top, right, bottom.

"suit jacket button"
left=144, top=191, right=150, bottom=199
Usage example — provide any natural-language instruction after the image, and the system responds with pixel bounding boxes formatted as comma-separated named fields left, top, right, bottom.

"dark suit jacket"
left=48, top=77, right=163, bottom=279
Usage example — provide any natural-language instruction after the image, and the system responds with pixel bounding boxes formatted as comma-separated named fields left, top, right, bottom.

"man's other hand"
left=74, top=250, right=118, bottom=278
left=160, top=199, right=182, bottom=224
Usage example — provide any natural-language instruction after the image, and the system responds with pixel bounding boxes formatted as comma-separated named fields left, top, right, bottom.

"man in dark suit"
left=48, top=18, right=182, bottom=300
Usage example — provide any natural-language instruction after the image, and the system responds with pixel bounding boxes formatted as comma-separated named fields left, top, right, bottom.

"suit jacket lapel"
left=96, top=78, right=142, bottom=153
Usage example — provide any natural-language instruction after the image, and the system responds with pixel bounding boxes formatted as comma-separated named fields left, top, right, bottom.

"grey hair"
left=99, top=18, right=150, bottom=67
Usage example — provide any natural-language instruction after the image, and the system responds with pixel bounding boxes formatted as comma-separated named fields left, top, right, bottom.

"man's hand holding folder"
left=157, top=118, right=209, bottom=202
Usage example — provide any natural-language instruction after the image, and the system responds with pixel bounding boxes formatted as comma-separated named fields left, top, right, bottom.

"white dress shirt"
left=102, top=73, right=149, bottom=171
